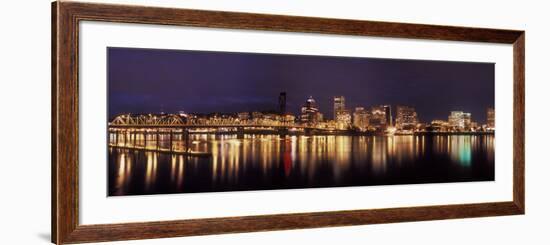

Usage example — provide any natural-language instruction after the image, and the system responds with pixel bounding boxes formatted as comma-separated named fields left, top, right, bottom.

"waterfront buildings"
left=251, top=111, right=263, bottom=121
left=395, top=106, right=418, bottom=130
left=335, top=111, right=351, bottom=129
left=448, top=111, right=472, bottom=130
left=238, top=112, right=250, bottom=121
left=333, top=96, right=345, bottom=119
left=333, top=96, right=352, bottom=129
left=353, top=107, right=370, bottom=131
left=383, top=105, right=392, bottom=127
left=370, top=105, right=388, bottom=130
left=282, top=114, right=296, bottom=124
left=300, top=96, right=323, bottom=124
left=487, top=107, right=495, bottom=130
left=430, top=120, right=450, bottom=132
left=143, top=94, right=494, bottom=134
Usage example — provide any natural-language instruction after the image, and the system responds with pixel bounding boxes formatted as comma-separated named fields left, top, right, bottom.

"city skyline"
left=108, top=47, right=495, bottom=123
left=108, top=93, right=494, bottom=134
left=107, top=46, right=495, bottom=196
left=108, top=93, right=493, bottom=126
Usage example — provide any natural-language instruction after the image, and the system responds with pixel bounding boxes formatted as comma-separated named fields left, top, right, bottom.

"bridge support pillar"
left=237, top=127, right=245, bottom=139
left=169, top=129, right=173, bottom=152
left=144, top=130, right=148, bottom=149
left=132, top=129, right=136, bottom=147
left=278, top=128, right=289, bottom=138
left=183, top=129, right=190, bottom=152
left=113, top=130, right=117, bottom=146
left=156, top=129, right=159, bottom=151
left=123, top=129, right=127, bottom=147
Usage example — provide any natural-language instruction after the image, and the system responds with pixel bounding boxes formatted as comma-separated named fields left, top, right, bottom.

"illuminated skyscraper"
left=395, top=106, right=418, bottom=130
left=448, top=111, right=472, bottom=130
left=300, top=96, right=323, bottom=124
left=370, top=105, right=387, bottom=130
left=335, top=110, right=352, bottom=129
left=353, top=107, right=369, bottom=131
left=333, top=96, right=345, bottom=120
left=333, top=96, right=351, bottom=129
left=383, top=105, right=392, bottom=126
left=487, top=107, right=495, bottom=130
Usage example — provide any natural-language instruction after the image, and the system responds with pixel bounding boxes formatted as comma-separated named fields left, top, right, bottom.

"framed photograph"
left=52, top=1, right=524, bottom=244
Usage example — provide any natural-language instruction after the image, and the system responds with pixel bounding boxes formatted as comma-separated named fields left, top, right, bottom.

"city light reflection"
left=109, top=134, right=494, bottom=196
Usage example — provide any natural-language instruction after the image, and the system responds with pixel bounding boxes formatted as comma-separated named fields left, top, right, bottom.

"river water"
left=108, top=134, right=494, bottom=196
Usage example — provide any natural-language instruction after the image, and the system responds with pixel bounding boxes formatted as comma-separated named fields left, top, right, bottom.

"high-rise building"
left=279, top=92, right=286, bottom=114
left=335, top=110, right=352, bottom=129
left=487, top=107, right=495, bottom=130
left=464, top=113, right=472, bottom=128
left=333, top=96, right=346, bottom=120
left=383, top=105, right=392, bottom=126
left=395, top=106, right=418, bottom=130
left=353, top=107, right=369, bottom=131
left=448, top=111, right=472, bottom=130
left=370, top=105, right=387, bottom=130
left=300, top=96, right=323, bottom=124
left=333, top=96, right=352, bottom=129
left=448, top=111, right=461, bottom=128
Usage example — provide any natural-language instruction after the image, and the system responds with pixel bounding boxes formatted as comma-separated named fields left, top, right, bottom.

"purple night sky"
left=108, top=47, right=494, bottom=123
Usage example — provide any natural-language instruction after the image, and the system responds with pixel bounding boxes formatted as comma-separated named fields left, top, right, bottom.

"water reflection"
left=109, top=134, right=495, bottom=196
left=144, top=151, right=157, bottom=191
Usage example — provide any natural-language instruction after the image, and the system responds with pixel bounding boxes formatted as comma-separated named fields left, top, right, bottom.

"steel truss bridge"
left=107, top=114, right=339, bottom=155
left=108, top=113, right=331, bottom=130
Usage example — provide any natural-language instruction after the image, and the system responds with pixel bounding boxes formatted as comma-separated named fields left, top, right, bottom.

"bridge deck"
left=110, top=144, right=212, bottom=157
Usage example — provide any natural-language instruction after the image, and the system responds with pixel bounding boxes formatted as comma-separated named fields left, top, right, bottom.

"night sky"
left=108, top=47, right=494, bottom=123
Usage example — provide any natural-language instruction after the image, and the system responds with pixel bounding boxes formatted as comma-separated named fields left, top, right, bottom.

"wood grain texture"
left=53, top=1, right=80, bottom=244
left=63, top=1, right=523, bottom=43
left=513, top=33, right=525, bottom=213
left=51, top=2, right=58, bottom=243
left=51, top=1, right=525, bottom=244
left=64, top=202, right=521, bottom=244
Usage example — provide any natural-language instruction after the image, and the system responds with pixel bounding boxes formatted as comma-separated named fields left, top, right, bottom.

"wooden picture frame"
left=52, top=1, right=525, bottom=244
